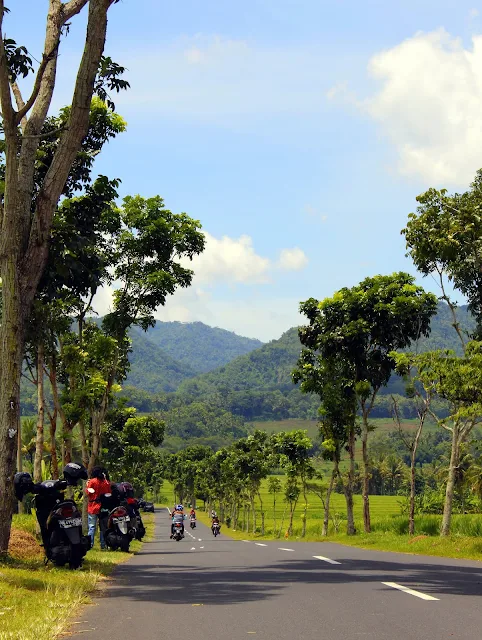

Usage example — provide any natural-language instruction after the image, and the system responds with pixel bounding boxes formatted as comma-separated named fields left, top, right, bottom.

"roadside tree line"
left=294, top=170, right=482, bottom=537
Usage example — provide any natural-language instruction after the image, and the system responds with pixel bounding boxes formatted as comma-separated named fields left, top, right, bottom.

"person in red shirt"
left=86, top=466, right=111, bottom=550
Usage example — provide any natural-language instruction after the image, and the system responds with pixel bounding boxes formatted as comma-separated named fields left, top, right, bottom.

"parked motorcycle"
left=118, top=482, right=146, bottom=542
left=98, top=488, right=135, bottom=552
left=212, top=522, right=221, bottom=537
left=14, top=463, right=90, bottom=569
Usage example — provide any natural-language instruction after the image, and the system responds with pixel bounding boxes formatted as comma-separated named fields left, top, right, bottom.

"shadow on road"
left=97, top=548, right=482, bottom=606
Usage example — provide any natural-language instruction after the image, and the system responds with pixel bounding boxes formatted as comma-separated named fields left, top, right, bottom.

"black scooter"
left=14, top=463, right=90, bottom=569
left=212, top=522, right=221, bottom=537
left=97, top=490, right=135, bottom=552
left=190, top=516, right=196, bottom=529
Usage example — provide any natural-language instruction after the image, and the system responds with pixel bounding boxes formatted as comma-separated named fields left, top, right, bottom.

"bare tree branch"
left=61, top=0, right=90, bottom=23
left=15, top=43, right=60, bottom=125
left=20, top=0, right=116, bottom=310
left=11, top=80, right=27, bottom=132
left=0, top=1, right=16, bottom=132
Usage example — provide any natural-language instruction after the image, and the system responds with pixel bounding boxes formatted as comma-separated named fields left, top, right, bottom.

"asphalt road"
left=71, top=509, right=482, bottom=640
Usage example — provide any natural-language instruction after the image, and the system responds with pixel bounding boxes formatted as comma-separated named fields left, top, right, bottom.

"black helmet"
left=63, top=462, right=88, bottom=486
left=14, top=472, right=34, bottom=501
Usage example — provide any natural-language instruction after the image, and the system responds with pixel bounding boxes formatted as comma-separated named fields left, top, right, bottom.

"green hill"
left=141, top=321, right=262, bottom=373
left=125, top=321, right=262, bottom=392
left=170, top=303, right=475, bottom=420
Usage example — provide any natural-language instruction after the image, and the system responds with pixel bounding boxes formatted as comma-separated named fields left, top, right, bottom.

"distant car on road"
left=142, top=501, right=155, bottom=513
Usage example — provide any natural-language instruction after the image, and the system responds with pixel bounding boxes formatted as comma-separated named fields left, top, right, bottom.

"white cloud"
left=185, top=232, right=271, bottom=284
left=357, top=29, right=482, bottom=185
left=277, top=247, right=308, bottom=271
left=91, top=230, right=309, bottom=340
left=470, top=8, right=479, bottom=19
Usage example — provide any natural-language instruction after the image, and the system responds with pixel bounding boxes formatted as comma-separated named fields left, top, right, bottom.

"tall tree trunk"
left=0, top=0, right=117, bottom=555
left=361, top=410, right=371, bottom=533
left=441, top=425, right=460, bottom=537
left=0, top=264, right=24, bottom=550
left=338, top=427, right=356, bottom=535
left=272, top=493, right=277, bottom=535
left=322, top=466, right=336, bottom=537
left=17, top=418, right=24, bottom=514
left=34, top=344, right=45, bottom=483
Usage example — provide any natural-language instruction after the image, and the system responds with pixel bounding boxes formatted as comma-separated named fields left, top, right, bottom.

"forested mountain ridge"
left=136, top=321, right=263, bottom=373
left=163, top=302, right=475, bottom=422
left=126, top=321, right=262, bottom=391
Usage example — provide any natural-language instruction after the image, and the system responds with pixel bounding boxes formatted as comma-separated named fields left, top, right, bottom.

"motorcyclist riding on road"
left=170, top=504, right=185, bottom=538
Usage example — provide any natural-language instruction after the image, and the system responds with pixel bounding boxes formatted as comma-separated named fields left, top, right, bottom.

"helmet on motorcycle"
left=14, top=472, right=34, bottom=501
left=63, top=462, right=88, bottom=486
left=176, top=504, right=183, bottom=511
left=118, top=482, right=135, bottom=499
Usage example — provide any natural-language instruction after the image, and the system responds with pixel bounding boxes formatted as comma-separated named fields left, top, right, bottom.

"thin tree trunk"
left=278, top=502, right=287, bottom=539
left=257, top=490, right=265, bottom=535
left=409, top=416, right=424, bottom=536
left=345, top=427, right=356, bottom=535
left=322, top=466, right=336, bottom=537
left=33, top=344, right=45, bottom=483
left=361, top=410, right=371, bottom=533
left=302, top=482, right=308, bottom=537
left=441, top=426, right=460, bottom=536
left=250, top=494, right=257, bottom=534
left=273, top=493, right=277, bottom=535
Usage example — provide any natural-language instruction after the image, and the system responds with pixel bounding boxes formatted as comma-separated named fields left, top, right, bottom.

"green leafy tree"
left=102, top=406, right=165, bottom=495
left=268, top=477, right=281, bottom=535
left=403, top=170, right=482, bottom=340
left=293, top=355, right=358, bottom=534
left=296, top=273, right=437, bottom=532
left=393, top=343, right=482, bottom=535
left=273, top=430, right=314, bottom=537
left=0, top=1, right=125, bottom=553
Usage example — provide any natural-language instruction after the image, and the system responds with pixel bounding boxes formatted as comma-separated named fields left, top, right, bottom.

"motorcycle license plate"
left=59, top=517, right=82, bottom=528
left=113, top=516, right=130, bottom=523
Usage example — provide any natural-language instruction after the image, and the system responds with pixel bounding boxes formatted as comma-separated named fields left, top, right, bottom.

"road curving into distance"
left=72, top=508, right=482, bottom=640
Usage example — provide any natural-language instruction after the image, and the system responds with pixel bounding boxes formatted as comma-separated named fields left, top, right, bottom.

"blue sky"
left=8, top=1, right=482, bottom=339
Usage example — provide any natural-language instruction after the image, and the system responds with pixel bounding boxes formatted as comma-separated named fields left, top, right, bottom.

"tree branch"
left=61, top=0, right=90, bottom=23
left=11, top=80, right=27, bottom=132
left=15, top=43, right=60, bottom=125
left=0, top=1, right=16, bottom=132
left=20, top=0, right=116, bottom=309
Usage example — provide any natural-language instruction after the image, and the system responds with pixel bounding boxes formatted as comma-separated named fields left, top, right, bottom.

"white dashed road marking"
left=242, top=540, right=252, bottom=543
left=255, top=543, right=267, bottom=547
left=313, top=555, right=341, bottom=565
left=382, top=582, right=439, bottom=601
left=278, top=548, right=294, bottom=551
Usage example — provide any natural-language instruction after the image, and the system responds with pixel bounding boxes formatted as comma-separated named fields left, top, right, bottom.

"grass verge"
left=196, top=510, right=482, bottom=562
left=0, top=512, right=154, bottom=640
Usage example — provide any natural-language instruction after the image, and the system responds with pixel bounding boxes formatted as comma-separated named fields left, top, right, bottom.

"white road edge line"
left=255, top=543, right=267, bottom=547
left=278, top=548, right=294, bottom=551
left=313, top=555, right=341, bottom=565
left=382, top=582, right=439, bottom=601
